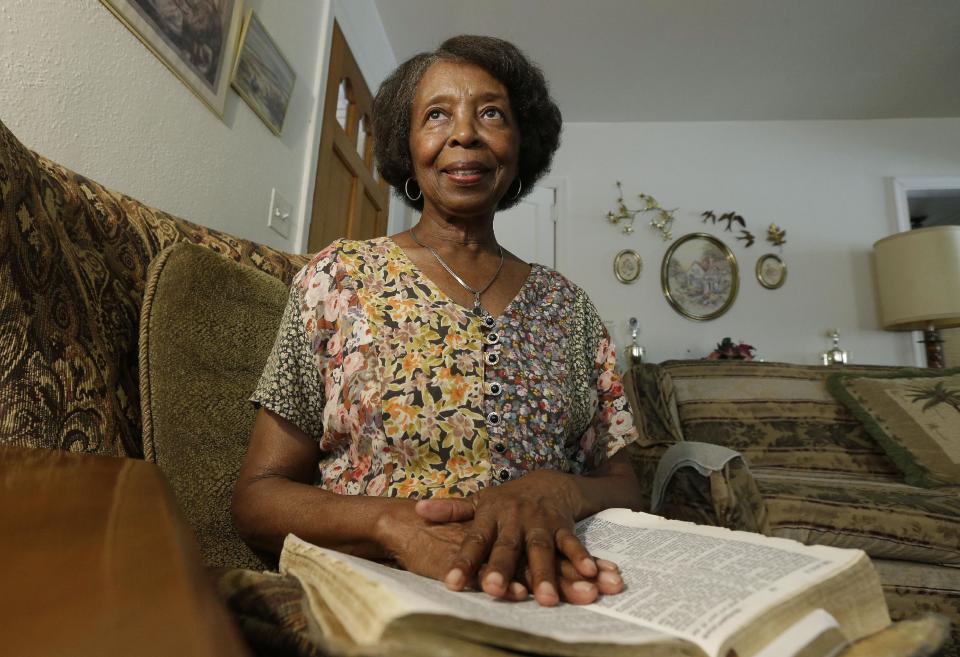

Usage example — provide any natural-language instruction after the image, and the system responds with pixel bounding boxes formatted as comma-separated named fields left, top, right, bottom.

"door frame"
left=890, top=176, right=960, bottom=366
left=526, top=177, right=567, bottom=274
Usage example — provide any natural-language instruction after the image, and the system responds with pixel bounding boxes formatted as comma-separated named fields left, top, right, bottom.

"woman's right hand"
left=374, top=503, right=530, bottom=601
left=374, top=503, right=622, bottom=604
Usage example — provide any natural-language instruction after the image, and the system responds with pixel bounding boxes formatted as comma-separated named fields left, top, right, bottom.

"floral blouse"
left=251, top=237, right=638, bottom=499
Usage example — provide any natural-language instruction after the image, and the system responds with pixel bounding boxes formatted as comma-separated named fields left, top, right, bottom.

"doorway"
left=893, top=177, right=960, bottom=366
left=493, top=185, right=557, bottom=269
left=307, top=21, right=390, bottom=253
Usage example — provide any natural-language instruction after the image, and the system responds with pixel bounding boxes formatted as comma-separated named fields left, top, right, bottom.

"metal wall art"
left=756, top=253, right=787, bottom=289
left=661, top=233, right=739, bottom=321
left=605, top=182, right=677, bottom=240
left=613, top=249, right=643, bottom=284
left=703, top=210, right=755, bottom=248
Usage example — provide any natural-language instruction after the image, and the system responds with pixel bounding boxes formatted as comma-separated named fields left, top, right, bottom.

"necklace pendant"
left=473, top=295, right=485, bottom=317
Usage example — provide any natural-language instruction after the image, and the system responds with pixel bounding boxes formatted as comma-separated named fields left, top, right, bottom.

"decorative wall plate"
left=614, top=249, right=643, bottom=284
left=661, top=233, right=739, bottom=321
left=756, top=253, right=787, bottom=289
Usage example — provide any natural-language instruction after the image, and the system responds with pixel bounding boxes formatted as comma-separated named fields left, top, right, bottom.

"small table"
left=0, top=446, right=251, bottom=657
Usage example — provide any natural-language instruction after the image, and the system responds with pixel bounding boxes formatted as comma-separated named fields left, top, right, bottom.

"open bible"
left=279, top=509, right=891, bottom=657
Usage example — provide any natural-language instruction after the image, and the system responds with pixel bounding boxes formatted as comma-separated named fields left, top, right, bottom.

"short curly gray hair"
left=372, top=35, right=562, bottom=212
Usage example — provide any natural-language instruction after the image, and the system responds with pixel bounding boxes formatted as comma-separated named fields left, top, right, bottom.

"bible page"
left=577, top=509, right=862, bottom=657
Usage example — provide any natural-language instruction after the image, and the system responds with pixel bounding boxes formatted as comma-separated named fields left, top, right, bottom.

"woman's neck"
left=414, top=208, right=498, bottom=254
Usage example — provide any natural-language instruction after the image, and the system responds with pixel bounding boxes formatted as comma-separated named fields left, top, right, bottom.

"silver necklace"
left=409, top=226, right=504, bottom=317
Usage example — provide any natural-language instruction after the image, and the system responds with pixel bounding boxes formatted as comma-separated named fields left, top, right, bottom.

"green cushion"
left=139, top=242, right=291, bottom=569
left=828, top=369, right=960, bottom=488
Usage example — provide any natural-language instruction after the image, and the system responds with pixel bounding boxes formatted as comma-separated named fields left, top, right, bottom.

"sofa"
left=625, top=360, right=960, bottom=655
left=0, top=116, right=309, bottom=570
left=2, top=114, right=955, bottom=654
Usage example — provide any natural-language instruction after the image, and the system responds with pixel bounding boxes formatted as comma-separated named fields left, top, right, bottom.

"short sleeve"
left=250, top=270, right=327, bottom=442
left=576, top=322, right=640, bottom=472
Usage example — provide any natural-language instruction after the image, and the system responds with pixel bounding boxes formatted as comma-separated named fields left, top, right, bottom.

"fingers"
left=444, top=518, right=495, bottom=592
left=524, top=527, right=559, bottom=607
left=558, top=576, right=599, bottom=605
left=505, top=581, right=529, bottom=601
left=480, top=522, right=523, bottom=599
left=557, top=558, right=622, bottom=601
left=415, top=498, right=475, bottom=523
left=591, top=559, right=624, bottom=595
left=555, top=528, right=597, bottom=578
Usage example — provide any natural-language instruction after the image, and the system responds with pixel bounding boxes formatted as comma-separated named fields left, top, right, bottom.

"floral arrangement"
left=707, top=337, right=756, bottom=361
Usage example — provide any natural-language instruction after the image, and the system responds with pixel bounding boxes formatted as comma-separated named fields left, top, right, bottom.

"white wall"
left=551, top=119, right=960, bottom=366
left=0, top=0, right=399, bottom=255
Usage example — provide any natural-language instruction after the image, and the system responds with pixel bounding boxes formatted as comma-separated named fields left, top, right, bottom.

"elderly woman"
left=233, top=35, right=643, bottom=608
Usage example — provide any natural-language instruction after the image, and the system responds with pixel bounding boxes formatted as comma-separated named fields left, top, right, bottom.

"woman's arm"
left=233, top=408, right=402, bottom=556
left=233, top=409, right=625, bottom=604
left=233, top=408, right=485, bottom=585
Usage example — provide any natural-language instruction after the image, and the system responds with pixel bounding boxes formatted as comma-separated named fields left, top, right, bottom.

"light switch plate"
left=268, top=188, right=293, bottom=239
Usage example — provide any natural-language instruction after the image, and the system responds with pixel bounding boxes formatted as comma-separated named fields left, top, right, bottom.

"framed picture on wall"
left=231, top=11, right=296, bottom=136
left=613, top=249, right=643, bottom=284
left=756, top=253, right=787, bottom=289
left=661, top=233, right=739, bottom=321
left=100, top=0, right=245, bottom=118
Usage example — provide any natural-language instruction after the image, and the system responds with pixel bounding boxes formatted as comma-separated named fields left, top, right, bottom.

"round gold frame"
left=756, top=253, right=787, bottom=289
left=613, top=249, right=643, bottom=284
left=661, top=232, right=739, bottom=321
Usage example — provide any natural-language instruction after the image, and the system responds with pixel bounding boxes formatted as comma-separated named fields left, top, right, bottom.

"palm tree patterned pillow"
left=827, top=369, right=960, bottom=488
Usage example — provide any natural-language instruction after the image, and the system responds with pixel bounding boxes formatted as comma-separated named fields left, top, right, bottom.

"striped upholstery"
left=754, top=470, right=960, bottom=565
left=627, top=360, right=960, bottom=654
left=874, top=559, right=960, bottom=657
left=659, top=360, right=901, bottom=477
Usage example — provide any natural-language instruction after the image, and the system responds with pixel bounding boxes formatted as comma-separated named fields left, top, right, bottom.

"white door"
left=494, top=186, right=556, bottom=268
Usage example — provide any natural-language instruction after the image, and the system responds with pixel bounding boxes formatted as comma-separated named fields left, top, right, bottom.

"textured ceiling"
left=374, top=0, right=960, bottom=121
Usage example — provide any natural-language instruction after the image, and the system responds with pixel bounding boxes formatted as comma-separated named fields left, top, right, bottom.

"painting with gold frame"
left=756, top=253, right=787, bottom=289
left=100, top=0, right=245, bottom=118
left=231, top=10, right=296, bottom=136
left=661, top=233, right=739, bottom=321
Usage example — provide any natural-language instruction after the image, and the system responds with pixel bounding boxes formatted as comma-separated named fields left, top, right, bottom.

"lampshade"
left=873, top=225, right=960, bottom=331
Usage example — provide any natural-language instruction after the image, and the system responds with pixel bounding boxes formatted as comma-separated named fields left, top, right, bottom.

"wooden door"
left=308, top=22, right=389, bottom=253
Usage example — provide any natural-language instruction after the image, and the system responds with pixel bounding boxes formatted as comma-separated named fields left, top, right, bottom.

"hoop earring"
left=405, top=177, right=422, bottom=202
left=512, top=178, right=523, bottom=199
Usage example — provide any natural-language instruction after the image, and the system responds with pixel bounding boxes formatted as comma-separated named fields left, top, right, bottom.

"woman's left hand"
left=414, top=469, right=616, bottom=606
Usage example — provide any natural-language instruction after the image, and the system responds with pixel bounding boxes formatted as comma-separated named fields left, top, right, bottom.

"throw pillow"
left=139, top=242, right=292, bottom=569
left=827, top=369, right=960, bottom=488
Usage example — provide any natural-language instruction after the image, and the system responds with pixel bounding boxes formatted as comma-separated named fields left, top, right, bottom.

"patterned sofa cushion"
left=140, top=243, right=290, bottom=569
left=828, top=369, right=960, bottom=488
left=623, top=364, right=684, bottom=446
left=755, top=470, right=960, bottom=565
left=0, top=118, right=308, bottom=457
left=659, top=360, right=901, bottom=477
left=873, top=559, right=960, bottom=657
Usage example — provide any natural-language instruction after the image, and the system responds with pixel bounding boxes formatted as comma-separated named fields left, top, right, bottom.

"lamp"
left=873, top=226, right=960, bottom=368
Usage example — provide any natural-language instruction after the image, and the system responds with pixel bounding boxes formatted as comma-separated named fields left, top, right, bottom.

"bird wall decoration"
left=702, top=210, right=746, bottom=231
